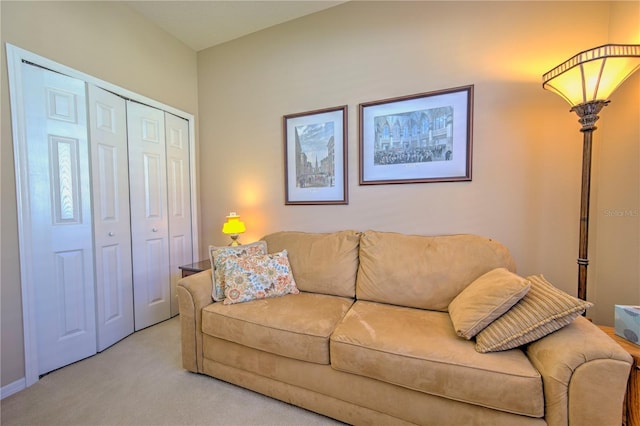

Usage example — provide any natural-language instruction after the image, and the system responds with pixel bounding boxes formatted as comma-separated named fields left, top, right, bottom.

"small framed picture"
left=359, top=85, right=473, bottom=185
left=283, top=105, right=348, bottom=205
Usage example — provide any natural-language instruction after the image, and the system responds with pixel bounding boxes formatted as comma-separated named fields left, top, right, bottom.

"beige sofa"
left=178, top=230, right=632, bottom=426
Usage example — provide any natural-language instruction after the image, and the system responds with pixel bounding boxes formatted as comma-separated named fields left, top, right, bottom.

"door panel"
left=143, top=153, right=164, bottom=218
left=22, top=62, right=97, bottom=375
left=127, top=101, right=171, bottom=330
left=165, top=113, right=193, bottom=316
left=49, top=136, right=81, bottom=224
left=88, top=85, right=134, bottom=351
left=54, top=250, right=87, bottom=337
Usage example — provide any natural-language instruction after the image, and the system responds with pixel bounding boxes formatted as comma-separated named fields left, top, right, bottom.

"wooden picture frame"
left=359, top=85, right=473, bottom=185
left=283, top=105, right=348, bottom=205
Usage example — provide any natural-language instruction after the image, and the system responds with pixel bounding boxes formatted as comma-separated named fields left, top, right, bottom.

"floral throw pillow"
left=209, top=241, right=268, bottom=301
left=222, top=250, right=299, bottom=305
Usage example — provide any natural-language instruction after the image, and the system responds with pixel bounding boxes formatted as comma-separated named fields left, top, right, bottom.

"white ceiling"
left=124, top=1, right=347, bottom=52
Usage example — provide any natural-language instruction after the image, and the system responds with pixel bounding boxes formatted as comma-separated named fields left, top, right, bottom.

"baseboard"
left=1, top=378, right=26, bottom=399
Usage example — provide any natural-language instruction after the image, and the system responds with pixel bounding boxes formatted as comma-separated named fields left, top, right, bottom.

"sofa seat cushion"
left=202, top=292, right=354, bottom=364
left=330, top=301, right=544, bottom=417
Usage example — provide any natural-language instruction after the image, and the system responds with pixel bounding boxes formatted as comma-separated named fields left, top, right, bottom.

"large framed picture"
left=359, top=85, right=473, bottom=185
left=283, top=105, right=348, bottom=205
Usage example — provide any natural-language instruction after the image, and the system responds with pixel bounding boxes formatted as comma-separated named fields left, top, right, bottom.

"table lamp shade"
left=222, top=212, right=246, bottom=235
left=542, top=44, right=640, bottom=107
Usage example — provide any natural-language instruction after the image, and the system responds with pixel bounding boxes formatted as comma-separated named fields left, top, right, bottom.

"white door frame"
left=6, top=43, right=199, bottom=388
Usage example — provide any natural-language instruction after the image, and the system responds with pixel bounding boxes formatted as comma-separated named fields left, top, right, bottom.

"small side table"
left=599, top=325, right=640, bottom=426
left=179, top=259, right=211, bottom=278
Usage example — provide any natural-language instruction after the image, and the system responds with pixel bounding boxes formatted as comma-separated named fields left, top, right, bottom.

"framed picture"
left=359, top=85, right=473, bottom=185
left=283, top=105, right=348, bottom=205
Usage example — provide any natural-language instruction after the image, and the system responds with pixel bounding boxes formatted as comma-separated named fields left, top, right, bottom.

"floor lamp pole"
left=572, top=100, right=608, bottom=301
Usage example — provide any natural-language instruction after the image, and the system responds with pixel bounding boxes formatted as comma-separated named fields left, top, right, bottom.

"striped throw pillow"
left=475, top=275, right=592, bottom=353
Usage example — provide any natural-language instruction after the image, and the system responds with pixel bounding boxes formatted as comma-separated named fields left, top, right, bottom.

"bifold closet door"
left=9, top=47, right=198, bottom=385
left=20, top=62, right=97, bottom=375
left=127, top=101, right=171, bottom=330
left=165, top=112, right=193, bottom=316
left=88, top=85, right=134, bottom=350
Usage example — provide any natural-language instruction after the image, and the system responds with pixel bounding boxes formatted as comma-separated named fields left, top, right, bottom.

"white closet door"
left=165, top=112, right=193, bottom=316
left=21, top=63, right=97, bottom=375
left=127, top=101, right=171, bottom=330
left=88, top=85, right=134, bottom=350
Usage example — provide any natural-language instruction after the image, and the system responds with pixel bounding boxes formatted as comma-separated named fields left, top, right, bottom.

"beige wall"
left=1, top=1, right=198, bottom=388
left=197, top=1, right=639, bottom=324
left=2, top=0, right=638, bottom=392
left=592, top=2, right=640, bottom=326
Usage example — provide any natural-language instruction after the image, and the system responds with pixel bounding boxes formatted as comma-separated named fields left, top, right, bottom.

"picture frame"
left=359, top=85, right=473, bottom=185
left=283, top=105, right=348, bottom=205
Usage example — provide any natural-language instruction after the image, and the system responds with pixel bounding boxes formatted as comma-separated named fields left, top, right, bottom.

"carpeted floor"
left=1, top=316, right=343, bottom=426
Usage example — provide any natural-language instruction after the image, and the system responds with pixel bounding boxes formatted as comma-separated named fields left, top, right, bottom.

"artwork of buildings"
left=294, top=123, right=336, bottom=188
left=374, top=106, right=453, bottom=165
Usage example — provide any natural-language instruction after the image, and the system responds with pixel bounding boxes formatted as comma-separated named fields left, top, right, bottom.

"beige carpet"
left=1, top=316, right=342, bottom=426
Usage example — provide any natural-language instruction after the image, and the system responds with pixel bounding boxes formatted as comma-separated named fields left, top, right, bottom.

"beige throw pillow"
left=475, top=274, right=593, bottom=353
left=448, top=268, right=531, bottom=339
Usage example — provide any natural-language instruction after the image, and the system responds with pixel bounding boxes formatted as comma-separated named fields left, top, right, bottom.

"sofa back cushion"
left=356, top=231, right=516, bottom=311
left=261, top=230, right=360, bottom=298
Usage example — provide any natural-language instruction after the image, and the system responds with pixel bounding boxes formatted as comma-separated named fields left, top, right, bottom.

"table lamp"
left=222, top=212, right=246, bottom=246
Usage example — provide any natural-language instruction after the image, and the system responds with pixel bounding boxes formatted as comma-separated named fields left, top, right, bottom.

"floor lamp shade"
left=542, top=44, right=640, bottom=301
left=543, top=44, right=640, bottom=108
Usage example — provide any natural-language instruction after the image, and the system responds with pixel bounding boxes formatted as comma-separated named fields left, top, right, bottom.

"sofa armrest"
left=177, top=270, right=214, bottom=373
left=526, top=316, right=632, bottom=426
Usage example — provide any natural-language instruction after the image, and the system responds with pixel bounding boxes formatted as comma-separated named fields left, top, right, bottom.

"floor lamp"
left=542, top=44, right=640, bottom=300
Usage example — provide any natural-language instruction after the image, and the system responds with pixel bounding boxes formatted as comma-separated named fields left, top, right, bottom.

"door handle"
left=152, top=228, right=158, bottom=232
left=108, top=232, right=115, bottom=237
